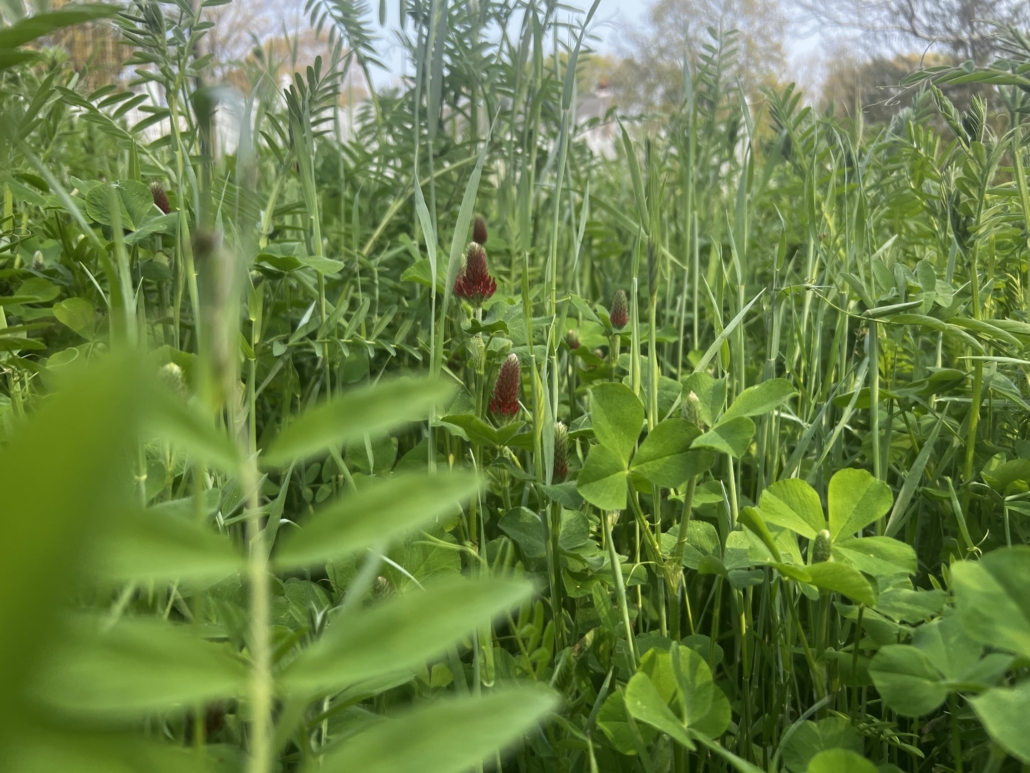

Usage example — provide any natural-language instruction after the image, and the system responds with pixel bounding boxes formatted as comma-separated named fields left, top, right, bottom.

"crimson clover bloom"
left=489, top=353, right=521, bottom=419
left=610, top=289, right=628, bottom=330
left=454, top=241, right=497, bottom=307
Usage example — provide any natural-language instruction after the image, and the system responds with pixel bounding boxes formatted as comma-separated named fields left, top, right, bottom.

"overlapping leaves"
left=748, top=468, right=909, bottom=605
left=577, top=383, right=715, bottom=510
left=0, top=358, right=551, bottom=772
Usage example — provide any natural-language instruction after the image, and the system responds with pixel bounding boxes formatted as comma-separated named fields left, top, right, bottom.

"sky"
left=364, top=0, right=651, bottom=88
left=363, top=0, right=826, bottom=93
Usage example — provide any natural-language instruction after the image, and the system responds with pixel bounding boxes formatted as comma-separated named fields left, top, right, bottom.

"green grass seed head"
left=553, top=421, right=569, bottom=483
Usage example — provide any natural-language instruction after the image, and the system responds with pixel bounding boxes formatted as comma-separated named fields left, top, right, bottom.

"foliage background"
left=1, top=1, right=1030, bottom=772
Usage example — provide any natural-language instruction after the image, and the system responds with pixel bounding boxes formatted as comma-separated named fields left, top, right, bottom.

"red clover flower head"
left=489, top=353, right=521, bottom=419
left=610, top=289, right=629, bottom=330
left=454, top=241, right=497, bottom=307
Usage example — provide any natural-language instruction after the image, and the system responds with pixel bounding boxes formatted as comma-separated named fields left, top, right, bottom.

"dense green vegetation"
left=2, top=2, right=1030, bottom=772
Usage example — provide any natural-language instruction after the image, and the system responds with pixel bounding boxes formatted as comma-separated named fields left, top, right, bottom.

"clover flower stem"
left=167, top=93, right=199, bottom=354
left=550, top=351, right=560, bottom=443
left=983, top=743, right=1006, bottom=773
left=191, top=459, right=209, bottom=756
left=248, top=300, right=261, bottom=457
left=608, top=334, right=621, bottom=382
left=669, top=475, right=698, bottom=638
left=817, top=591, right=831, bottom=667
left=629, top=490, right=665, bottom=630
left=244, top=450, right=273, bottom=773
left=567, top=354, right=577, bottom=423
left=869, top=323, right=882, bottom=487
left=850, top=605, right=864, bottom=723
left=786, top=592, right=824, bottom=699
left=629, top=278, right=642, bottom=397
left=634, top=517, right=643, bottom=634
left=469, top=443, right=481, bottom=548
left=474, top=356, right=485, bottom=419
left=709, top=577, right=724, bottom=673
left=545, top=500, right=565, bottom=651
left=1003, top=501, right=1012, bottom=547
left=468, top=446, right=492, bottom=697
left=742, top=588, right=755, bottom=683
left=603, top=511, right=637, bottom=666
left=652, top=485, right=667, bottom=638
left=691, top=210, right=700, bottom=360
left=963, top=238, right=983, bottom=493
left=950, top=693, right=964, bottom=773
left=547, top=113, right=569, bottom=318
left=647, top=292, right=659, bottom=430
left=428, top=287, right=437, bottom=477
left=737, top=593, right=755, bottom=756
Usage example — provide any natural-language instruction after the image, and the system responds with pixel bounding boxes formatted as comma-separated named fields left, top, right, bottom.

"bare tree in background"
left=819, top=50, right=959, bottom=121
left=609, top=0, right=787, bottom=113
left=204, top=1, right=277, bottom=76
left=793, top=0, right=1030, bottom=64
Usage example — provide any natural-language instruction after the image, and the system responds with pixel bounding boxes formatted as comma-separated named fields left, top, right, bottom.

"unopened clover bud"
left=684, top=390, right=705, bottom=429
left=467, top=334, right=486, bottom=372
left=473, top=215, right=488, bottom=245
left=191, top=229, right=220, bottom=266
left=552, top=421, right=569, bottom=483
left=812, top=529, right=833, bottom=564
left=159, top=361, right=186, bottom=398
left=373, top=575, right=394, bottom=599
left=150, top=182, right=171, bottom=214
left=610, top=289, right=628, bottom=331
left=204, top=702, right=225, bottom=735
left=606, top=510, right=621, bottom=531
left=565, top=329, right=581, bottom=350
